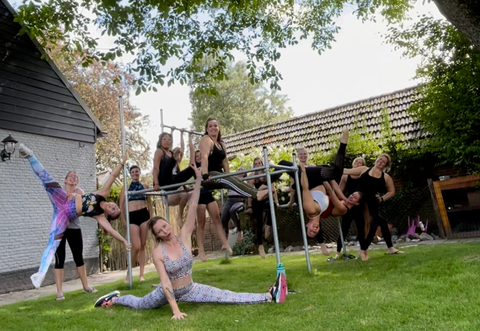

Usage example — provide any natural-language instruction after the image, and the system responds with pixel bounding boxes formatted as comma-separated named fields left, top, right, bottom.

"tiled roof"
left=223, top=86, right=426, bottom=155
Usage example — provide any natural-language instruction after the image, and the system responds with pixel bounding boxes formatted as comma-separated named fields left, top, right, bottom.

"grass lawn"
left=2, top=242, right=480, bottom=331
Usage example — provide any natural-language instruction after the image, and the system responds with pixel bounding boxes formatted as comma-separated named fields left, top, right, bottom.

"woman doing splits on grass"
left=94, top=164, right=287, bottom=318
left=120, top=165, right=153, bottom=283
left=344, top=154, right=403, bottom=261
left=19, top=144, right=131, bottom=289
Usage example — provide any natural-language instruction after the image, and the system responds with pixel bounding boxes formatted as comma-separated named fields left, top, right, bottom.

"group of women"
left=23, top=116, right=402, bottom=318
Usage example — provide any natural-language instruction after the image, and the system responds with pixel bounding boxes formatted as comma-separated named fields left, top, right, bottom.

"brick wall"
left=0, top=130, right=99, bottom=294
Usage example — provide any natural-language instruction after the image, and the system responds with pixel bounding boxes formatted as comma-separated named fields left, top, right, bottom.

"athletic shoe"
left=269, top=273, right=287, bottom=303
left=94, top=291, right=120, bottom=308
left=31, top=272, right=46, bottom=289
left=277, top=273, right=287, bottom=303
left=18, top=143, right=33, bottom=158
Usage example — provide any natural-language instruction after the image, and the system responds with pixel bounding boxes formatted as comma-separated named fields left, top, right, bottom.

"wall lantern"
left=1, top=134, right=18, bottom=161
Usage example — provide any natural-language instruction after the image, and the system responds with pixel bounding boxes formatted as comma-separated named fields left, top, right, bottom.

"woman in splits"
left=18, top=144, right=131, bottom=288
left=120, top=165, right=152, bottom=283
left=94, top=164, right=287, bottom=318
left=334, top=157, right=366, bottom=259
left=344, top=154, right=403, bottom=261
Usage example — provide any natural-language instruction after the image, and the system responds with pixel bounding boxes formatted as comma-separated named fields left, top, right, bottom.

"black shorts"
left=198, top=192, right=215, bottom=205
left=129, top=208, right=150, bottom=226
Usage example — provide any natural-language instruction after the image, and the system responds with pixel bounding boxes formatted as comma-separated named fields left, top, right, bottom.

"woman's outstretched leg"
left=179, top=283, right=270, bottom=304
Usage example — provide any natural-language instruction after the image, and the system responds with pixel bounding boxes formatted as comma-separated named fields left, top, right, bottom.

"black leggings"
left=336, top=206, right=365, bottom=252
left=159, top=167, right=195, bottom=188
left=202, top=171, right=259, bottom=199
left=361, top=197, right=393, bottom=250
left=55, top=228, right=84, bottom=269
left=252, top=199, right=276, bottom=245
left=278, top=142, right=347, bottom=189
left=221, top=196, right=245, bottom=235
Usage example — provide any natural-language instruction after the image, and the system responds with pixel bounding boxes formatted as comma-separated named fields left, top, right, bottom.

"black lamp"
left=1, top=134, right=18, bottom=161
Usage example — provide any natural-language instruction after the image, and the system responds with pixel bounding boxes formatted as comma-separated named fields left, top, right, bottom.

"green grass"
left=2, top=243, right=480, bottom=331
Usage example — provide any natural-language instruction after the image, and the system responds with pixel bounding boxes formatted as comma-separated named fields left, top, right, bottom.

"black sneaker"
left=94, top=291, right=120, bottom=308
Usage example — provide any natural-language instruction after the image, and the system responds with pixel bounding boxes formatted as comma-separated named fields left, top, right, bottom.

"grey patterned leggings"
left=115, top=282, right=269, bottom=309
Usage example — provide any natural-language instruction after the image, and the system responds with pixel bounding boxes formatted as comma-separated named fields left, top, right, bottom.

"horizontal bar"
left=162, top=123, right=203, bottom=136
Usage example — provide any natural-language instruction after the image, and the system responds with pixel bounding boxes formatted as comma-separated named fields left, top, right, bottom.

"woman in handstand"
left=18, top=144, right=131, bottom=288
left=94, top=164, right=287, bottom=318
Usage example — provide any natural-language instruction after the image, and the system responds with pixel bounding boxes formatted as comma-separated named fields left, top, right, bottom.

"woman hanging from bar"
left=120, top=165, right=153, bottom=283
left=18, top=144, right=131, bottom=289
left=344, top=154, right=403, bottom=261
left=152, top=131, right=194, bottom=218
left=94, top=164, right=287, bottom=316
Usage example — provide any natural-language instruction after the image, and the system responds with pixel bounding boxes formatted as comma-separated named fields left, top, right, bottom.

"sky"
left=127, top=1, right=444, bottom=166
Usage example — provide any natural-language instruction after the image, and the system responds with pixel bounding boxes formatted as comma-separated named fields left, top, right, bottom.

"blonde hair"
left=148, top=216, right=169, bottom=242
left=377, top=154, right=392, bottom=172
left=352, top=157, right=365, bottom=167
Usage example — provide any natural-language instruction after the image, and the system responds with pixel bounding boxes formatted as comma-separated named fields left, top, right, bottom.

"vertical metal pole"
left=160, top=109, right=164, bottom=133
left=338, top=218, right=347, bottom=256
left=263, top=147, right=283, bottom=269
left=164, top=193, right=170, bottom=223
left=120, top=96, right=133, bottom=289
left=292, top=153, right=312, bottom=274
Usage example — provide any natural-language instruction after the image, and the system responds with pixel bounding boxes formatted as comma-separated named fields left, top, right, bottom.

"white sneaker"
left=31, top=272, right=46, bottom=289
left=18, top=143, right=33, bottom=158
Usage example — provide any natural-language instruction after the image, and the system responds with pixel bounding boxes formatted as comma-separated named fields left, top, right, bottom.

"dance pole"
left=262, top=147, right=284, bottom=276
left=160, top=108, right=164, bottom=133
left=292, top=153, right=312, bottom=274
left=338, top=218, right=347, bottom=257
left=119, top=96, right=133, bottom=289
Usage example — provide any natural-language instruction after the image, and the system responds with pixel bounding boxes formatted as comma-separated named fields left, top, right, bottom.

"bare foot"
left=340, top=128, right=349, bottom=144
left=334, top=252, right=341, bottom=259
left=139, top=276, right=145, bottom=282
left=320, top=243, right=329, bottom=256
left=359, top=250, right=369, bottom=261
left=258, top=245, right=266, bottom=259
left=236, top=231, right=243, bottom=242
left=222, top=244, right=233, bottom=256
left=198, top=248, right=207, bottom=262
left=124, top=272, right=130, bottom=284
left=256, top=189, right=269, bottom=201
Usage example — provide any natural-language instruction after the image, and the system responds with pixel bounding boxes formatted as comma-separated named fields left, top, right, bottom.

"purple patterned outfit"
left=115, top=237, right=269, bottom=308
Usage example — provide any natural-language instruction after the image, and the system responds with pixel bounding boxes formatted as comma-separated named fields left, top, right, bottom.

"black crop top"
left=345, top=175, right=361, bottom=196
left=208, top=141, right=226, bottom=173
left=128, top=181, right=146, bottom=201
left=158, top=150, right=177, bottom=186
left=81, top=193, right=106, bottom=217
left=356, top=168, right=386, bottom=197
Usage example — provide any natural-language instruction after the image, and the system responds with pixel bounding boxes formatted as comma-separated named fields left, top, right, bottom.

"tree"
left=53, top=53, right=151, bottom=171
left=15, top=0, right=411, bottom=93
left=386, top=16, right=480, bottom=173
left=431, top=0, right=480, bottom=49
left=189, top=61, right=293, bottom=134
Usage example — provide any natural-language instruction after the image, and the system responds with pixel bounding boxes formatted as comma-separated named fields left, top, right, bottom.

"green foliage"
left=189, top=60, right=293, bottom=134
left=16, top=0, right=410, bottom=92
left=96, top=228, right=112, bottom=266
left=386, top=16, right=480, bottom=173
left=232, top=229, right=256, bottom=256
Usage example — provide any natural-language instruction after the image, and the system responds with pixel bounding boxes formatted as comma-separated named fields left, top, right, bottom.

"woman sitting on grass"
left=94, top=164, right=287, bottom=319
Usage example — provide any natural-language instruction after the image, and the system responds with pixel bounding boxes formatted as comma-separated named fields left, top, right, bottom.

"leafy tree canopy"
left=15, top=0, right=411, bottom=94
left=386, top=16, right=480, bottom=173
left=189, top=60, right=293, bottom=134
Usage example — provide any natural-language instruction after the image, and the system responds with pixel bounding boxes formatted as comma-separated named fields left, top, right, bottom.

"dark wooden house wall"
left=0, top=1, right=98, bottom=143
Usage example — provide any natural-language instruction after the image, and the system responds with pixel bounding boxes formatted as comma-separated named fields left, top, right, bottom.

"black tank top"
left=208, top=140, right=226, bottom=173
left=158, top=150, right=176, bottom=186
left=81, top=193, right=106, bottom=217
left=356, top=168, right=386, bottom=197
left=345, top=175, right=360, bottom=196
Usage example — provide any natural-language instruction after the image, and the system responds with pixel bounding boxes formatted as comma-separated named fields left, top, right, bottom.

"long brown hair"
left=204, top=118, right=223, bottom=143
left=156, top=132, right=172, bottom=150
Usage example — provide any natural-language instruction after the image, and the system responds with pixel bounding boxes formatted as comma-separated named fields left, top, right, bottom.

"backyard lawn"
left=1, top=242, right=480, bottom=331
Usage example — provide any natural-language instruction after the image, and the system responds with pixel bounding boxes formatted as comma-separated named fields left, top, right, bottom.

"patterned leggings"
left=28, top=155, right=77, bottom=278
left=115, top=282, right=269, bottom=309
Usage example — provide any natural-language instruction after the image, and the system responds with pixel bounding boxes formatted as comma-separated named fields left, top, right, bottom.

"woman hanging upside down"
left=18, top=144, right=132, bottom=289
left=94, top=164, right=287, bottom=318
